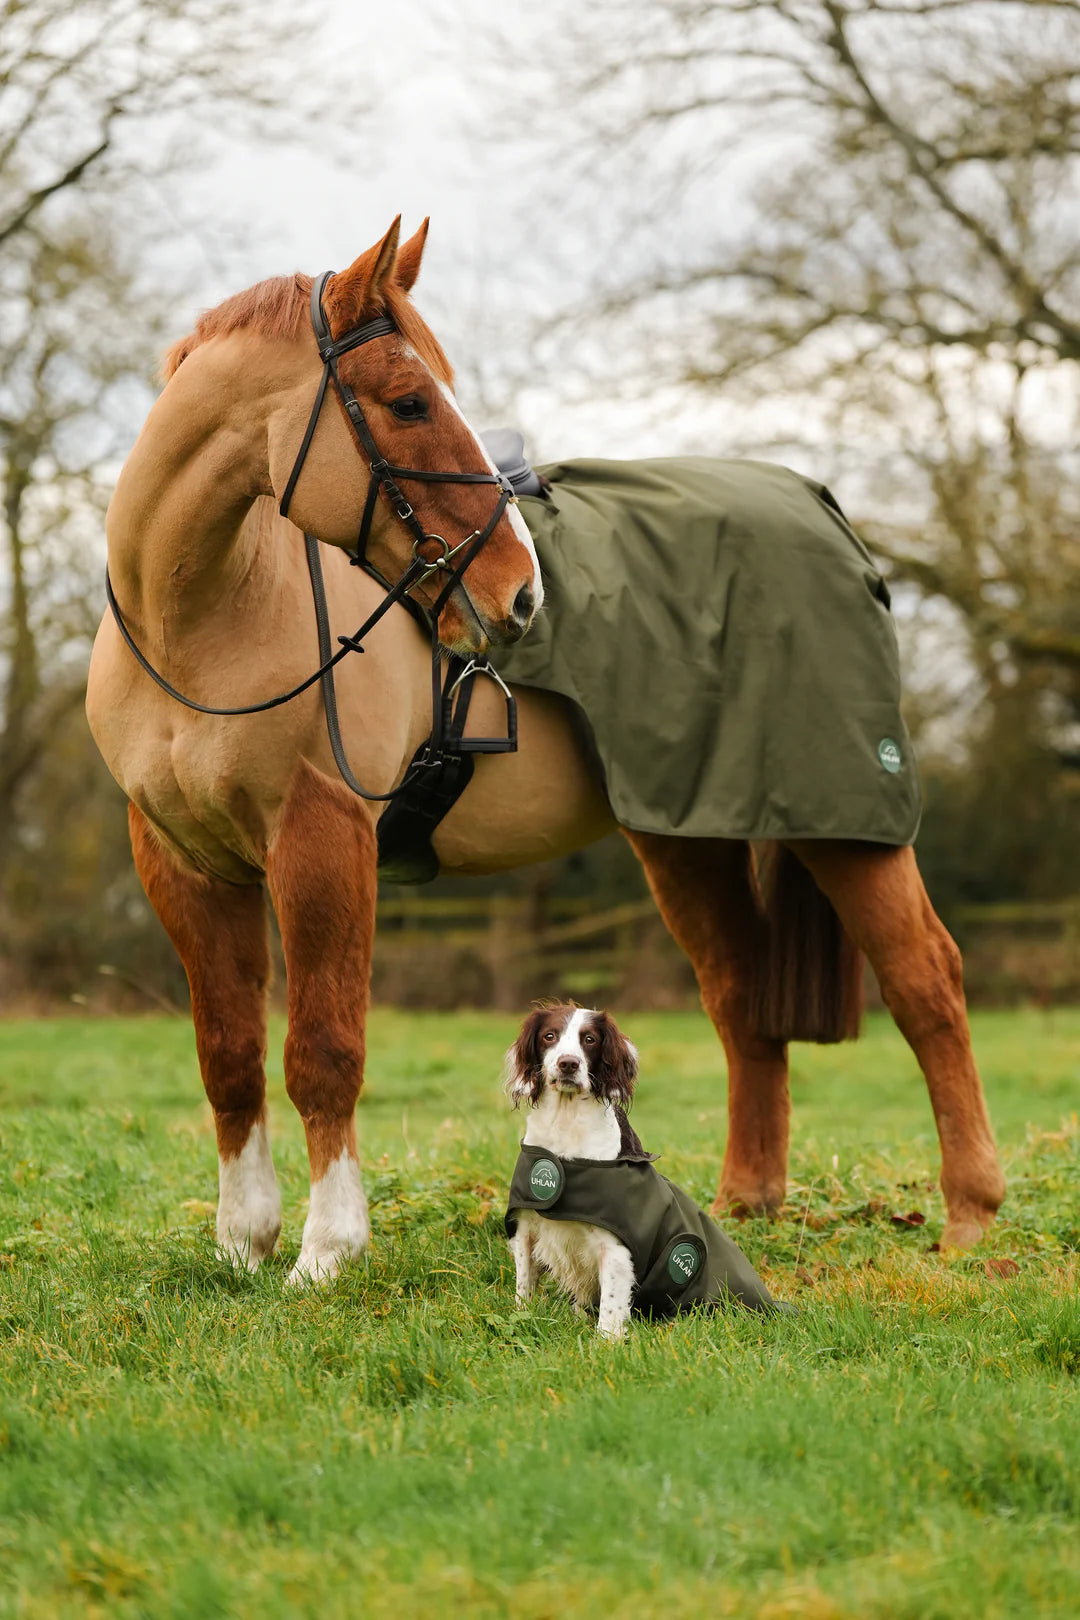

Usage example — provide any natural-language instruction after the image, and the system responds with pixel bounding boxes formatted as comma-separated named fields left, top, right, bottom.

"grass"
left=1, top=1005, right=1079, bottom=1618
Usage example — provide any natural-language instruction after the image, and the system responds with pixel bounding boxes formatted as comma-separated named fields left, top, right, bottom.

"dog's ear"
left=592, top=1013, right=638, bottom=1109
left=503, top=1009, right=547, bottom=1108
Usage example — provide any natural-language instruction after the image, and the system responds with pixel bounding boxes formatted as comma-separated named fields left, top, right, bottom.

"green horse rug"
left=492, top=456, right=920, bottom=845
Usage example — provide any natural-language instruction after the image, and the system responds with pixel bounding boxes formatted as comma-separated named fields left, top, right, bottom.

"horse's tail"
left=750, top=843, right=863, bottom=1044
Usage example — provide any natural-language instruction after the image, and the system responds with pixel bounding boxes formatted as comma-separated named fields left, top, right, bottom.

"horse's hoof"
left=216, top=1217, right=281, bottom=1272
left=286, top=1252, right=340, bottom=1287
left=712, top=1183, right=784, bottom=1220
left=219, top=1240, right=268, bottom=1273
left=286, top=1234, right=368, bottom=1287
left=939, top=1209, right=996, bottom=1251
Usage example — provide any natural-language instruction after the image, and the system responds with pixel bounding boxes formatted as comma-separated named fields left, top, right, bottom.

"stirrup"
left=444, top=659, right=517, bottom=754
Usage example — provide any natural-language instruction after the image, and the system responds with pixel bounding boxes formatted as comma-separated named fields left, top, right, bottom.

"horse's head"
left=269, top=219, right=541, bottom=654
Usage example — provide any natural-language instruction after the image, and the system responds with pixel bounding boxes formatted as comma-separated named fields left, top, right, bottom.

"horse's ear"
left=395, top=217, right=429, bottom=294
left=324, top=216, right=401, bottom=330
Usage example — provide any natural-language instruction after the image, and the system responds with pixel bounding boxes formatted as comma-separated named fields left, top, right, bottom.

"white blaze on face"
left=217, top=1115, right=282, bottom=1271
left=401, top=341, right=544, bottom=611
left=436, top=380, right=544, bottom=610
left=545, top=1006, right=592, bottom=1088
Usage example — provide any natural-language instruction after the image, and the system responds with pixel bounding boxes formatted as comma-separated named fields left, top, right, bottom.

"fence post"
left=488, top=896, right=527, bottom=1010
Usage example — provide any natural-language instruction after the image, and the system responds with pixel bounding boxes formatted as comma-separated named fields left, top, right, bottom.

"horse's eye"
left=390, top=395, right=427, bottom=422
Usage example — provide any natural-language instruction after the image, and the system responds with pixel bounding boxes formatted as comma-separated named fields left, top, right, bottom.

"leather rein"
left=104, top=270, right=519, bottom=805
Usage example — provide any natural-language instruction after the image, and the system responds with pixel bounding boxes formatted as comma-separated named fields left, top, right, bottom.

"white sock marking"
left=288, top=1149, right=370, bottom=1286
left=217, top=1115, right=282, bottom=1271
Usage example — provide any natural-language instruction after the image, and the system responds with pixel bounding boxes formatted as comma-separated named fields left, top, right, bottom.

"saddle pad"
left=492, top=456, right=921, bottom=844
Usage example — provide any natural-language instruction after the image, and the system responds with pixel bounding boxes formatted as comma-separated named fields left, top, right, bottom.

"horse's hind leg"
left=128, top=805, right=280, bottom=1268
left=789, top=840, right=1005, bottom=1248
left=624, top=832, right=791, bottom=1214
left=266, top=763, right=377, bottom=1285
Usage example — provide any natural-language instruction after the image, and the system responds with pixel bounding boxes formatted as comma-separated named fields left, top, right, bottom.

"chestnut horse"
left=87, top=219, right=1004, bottom=1282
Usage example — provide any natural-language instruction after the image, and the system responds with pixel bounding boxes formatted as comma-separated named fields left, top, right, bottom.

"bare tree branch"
left=0, top=134, right=110, bottom=247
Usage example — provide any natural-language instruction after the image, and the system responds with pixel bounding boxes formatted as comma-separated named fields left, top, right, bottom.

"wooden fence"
left=372, top=894, right=689, bottom=1009
left=950, top=897, right=1080, bottom=1007
left=371, top=892, right=1080, bottom=1009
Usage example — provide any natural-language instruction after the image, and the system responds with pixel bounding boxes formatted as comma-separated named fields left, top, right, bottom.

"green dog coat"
left=505, top=1142, right=776, bottom=1318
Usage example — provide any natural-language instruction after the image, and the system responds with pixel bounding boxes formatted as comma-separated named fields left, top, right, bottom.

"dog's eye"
left=582, top=1033, right=596, bottom=1044
left=390, top=394, right=427, bottom=422
left=542, top=1030, right=557, bottom=1043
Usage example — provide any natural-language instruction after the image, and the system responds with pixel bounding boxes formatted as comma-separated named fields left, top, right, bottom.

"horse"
left=87, top=218, right=1006, bottom=1283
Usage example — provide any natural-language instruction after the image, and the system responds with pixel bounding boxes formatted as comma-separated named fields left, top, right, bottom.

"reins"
left=104, top=270, right=519, bottom=805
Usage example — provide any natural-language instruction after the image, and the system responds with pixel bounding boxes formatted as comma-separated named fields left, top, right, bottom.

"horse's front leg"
left=267, top=763, right=377, bottom=1284
left=128, top=805, right=281, bottom=1269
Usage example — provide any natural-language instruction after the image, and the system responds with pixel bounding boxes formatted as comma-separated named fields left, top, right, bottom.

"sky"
left=160, top=0, right=758, bottom=465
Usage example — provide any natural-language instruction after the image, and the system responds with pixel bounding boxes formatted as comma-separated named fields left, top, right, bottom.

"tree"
left=0, top=0, right=346, bottom=997
left=502, top=0, right=1080, bottom=900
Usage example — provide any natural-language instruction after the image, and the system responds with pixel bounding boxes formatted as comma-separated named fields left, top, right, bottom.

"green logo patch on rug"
left=528, top=1157, right=563, bottom=1201
left=667, top=1240, right=701, bottom=1286
left=878, top=737, right=902, bottom=774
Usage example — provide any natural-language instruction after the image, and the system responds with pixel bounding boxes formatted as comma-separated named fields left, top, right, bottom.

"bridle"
left=280, top=272, right=516, bottom=614
left=105, top=270, right=521, bottom=804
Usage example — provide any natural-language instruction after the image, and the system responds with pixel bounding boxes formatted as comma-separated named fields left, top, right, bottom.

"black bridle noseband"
left=105, top=270, right=520, bottom=804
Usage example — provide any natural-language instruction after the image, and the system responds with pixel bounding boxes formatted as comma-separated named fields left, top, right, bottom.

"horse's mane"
left=161, top=273, right=454, bottom=385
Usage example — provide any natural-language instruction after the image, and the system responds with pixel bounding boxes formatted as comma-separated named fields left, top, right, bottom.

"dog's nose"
left=556, top=1056, right=580, bottom=1077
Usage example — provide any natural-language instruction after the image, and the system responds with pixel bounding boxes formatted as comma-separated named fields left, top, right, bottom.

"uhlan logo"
left=878, top=737, right=902, bottom=774
left=668, top=1241, right=701, bottom=1285
left=529, top=1158, right=562, bottom=1200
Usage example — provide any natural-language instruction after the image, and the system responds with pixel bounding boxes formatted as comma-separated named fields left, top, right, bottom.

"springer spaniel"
left=503, top=1003, right=779, bottom=1337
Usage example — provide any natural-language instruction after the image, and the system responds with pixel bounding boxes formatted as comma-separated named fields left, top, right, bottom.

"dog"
left=504, top=1003, right=779, bottom=1337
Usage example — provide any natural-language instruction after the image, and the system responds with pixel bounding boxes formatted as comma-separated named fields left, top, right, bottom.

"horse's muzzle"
left=496, top=582, right=537, bottom=644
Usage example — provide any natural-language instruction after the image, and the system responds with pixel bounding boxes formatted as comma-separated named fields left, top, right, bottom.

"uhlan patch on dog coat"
left=505, top=1142, right=776, bottom=1318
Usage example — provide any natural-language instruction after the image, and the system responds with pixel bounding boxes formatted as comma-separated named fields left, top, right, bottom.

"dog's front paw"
left=596, top=1311, right=628, bottom=1340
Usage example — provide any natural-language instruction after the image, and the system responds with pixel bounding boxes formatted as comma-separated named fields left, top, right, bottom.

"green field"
left=2, top=1007, right=1079, bottom=1618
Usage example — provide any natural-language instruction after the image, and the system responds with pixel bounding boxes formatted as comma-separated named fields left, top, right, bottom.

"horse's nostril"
left=512, top=584, right=535, bottom=628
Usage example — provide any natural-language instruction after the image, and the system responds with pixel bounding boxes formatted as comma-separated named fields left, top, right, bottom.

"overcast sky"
left=159, top=0, right=760, bottom=465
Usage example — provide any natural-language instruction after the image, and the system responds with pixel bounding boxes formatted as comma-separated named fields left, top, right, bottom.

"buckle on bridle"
left=412, top=533, right=452, bottom=572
